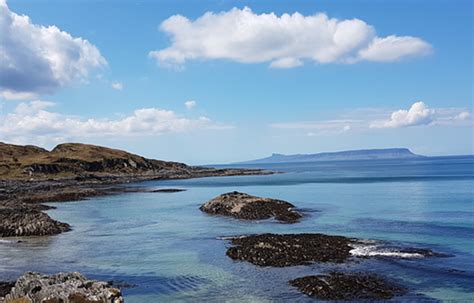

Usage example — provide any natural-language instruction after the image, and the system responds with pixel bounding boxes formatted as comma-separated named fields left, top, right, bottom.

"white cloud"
left=111, top=82, right=123, bottom=91
left=455, top=111, right=471, bottom=121
left=0, top=89, right=37, bottom=100
left=0, top=101, right=231, bottom=144
left=184, top=100, right=196, bottom=109
left=150, top=7, right=431, bottom=68
left=370, top=101, right=433, bottom=128
left=269, top=57, right=303, bottom=69
left=0, top=1, right=106, bottom=99
left=358, top=36, right=432, bottom=62
left=271, top=119, right=363, bottom=135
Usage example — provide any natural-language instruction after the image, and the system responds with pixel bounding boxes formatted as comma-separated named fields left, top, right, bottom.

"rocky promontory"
left=1, top=272, right=123, bottom=303
left=200, top=192, right=302, bottom=223
left=290, top=272, right=407, bottom=300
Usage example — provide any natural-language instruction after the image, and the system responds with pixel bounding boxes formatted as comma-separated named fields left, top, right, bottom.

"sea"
left=1, top=156, right=473, bottom=302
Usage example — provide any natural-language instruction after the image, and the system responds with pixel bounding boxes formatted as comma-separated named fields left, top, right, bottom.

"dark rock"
left=2, top=272, right=123, bottom=303
left=0, top=208, right=70, bottom=237
left=226, top=233, right=353, bottom=267
left=107, top=280, right=137, bottom=289
left=0, top=281, right=15, bottom=298
left=152, top=188, right=186, bottom=193
left=200, top=192, right=302, bottom=223
left=290, top=272, right=407, bottom=300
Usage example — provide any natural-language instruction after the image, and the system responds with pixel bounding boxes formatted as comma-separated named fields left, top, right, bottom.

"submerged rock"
left=226, top=233, right=353, bottom=266
left=290, top=272, right=407, bottom=300
left=2, top=272, right=123, bottom=303
left=0, top=208, right=70, bottom=237
left=200, top=192, right=302, bottom=223
left=151, top=188, right=186, bottom=193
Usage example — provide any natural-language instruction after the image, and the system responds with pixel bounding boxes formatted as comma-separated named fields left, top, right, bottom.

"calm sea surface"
left=1, top=156, right=473, bottom=302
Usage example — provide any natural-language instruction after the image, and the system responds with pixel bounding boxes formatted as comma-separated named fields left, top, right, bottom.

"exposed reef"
left=225, top=233, right=447, bottom=267
left=226, top=233, right=353, bottom=266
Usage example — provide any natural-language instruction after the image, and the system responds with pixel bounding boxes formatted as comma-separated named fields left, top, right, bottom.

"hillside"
left=0, top=142, right=263, bottom=180
left=235, top=148, right=424, bottom=164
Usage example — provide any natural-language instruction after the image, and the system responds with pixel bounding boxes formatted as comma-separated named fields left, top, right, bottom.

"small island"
left=200, top=191, right=303, bottom=223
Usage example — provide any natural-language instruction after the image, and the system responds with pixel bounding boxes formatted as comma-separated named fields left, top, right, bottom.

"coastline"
left=0, top=167, right=273, bottom=238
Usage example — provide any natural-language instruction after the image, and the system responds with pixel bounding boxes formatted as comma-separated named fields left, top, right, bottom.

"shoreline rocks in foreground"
left=1, top=272, right=123, bottom=303
left=200, top=192, right=303, bottom=223
left=290, top=272, right=407, bottom=300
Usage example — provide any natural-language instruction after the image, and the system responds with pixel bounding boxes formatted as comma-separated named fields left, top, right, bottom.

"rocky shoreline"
left=0, top=169, right=270, bottom=238
left=0, top=142, right=272, bottom=238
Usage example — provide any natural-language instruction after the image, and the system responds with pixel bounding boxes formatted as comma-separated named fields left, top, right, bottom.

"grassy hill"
left=0, top=142, right=194, bottom=180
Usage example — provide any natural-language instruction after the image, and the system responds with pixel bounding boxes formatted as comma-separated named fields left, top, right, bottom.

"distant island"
left=235, top=148, right=424, bottom=164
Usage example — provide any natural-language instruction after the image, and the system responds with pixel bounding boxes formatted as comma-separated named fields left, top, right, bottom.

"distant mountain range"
left=235, top=148, right=425, bottom=164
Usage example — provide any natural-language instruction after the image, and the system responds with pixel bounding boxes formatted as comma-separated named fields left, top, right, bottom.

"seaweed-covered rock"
left=200, top=192, right=302, bottom=223
left=0, top=208, right=70, bottom=237
left=290, top=272, right=407, bottom=300
left=226, top=233, right=353, bottom=266
left=2, top=272, right=123, bottom=303
left=0, top=281, right=15, bottom=298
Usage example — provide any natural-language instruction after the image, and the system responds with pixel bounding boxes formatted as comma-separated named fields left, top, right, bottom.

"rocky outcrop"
left=226, top=233, right=353, bottom=266
left=1, top=272, right=123, bottom=303
left=0, top=208, right=70, bottom=237
left=289, top=272, right=407, bottom=300
left=200, top=192, right=302, bottom=223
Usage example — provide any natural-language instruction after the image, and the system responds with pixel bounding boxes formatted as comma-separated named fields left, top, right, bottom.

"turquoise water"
left=1, top=156, right=473, bottom=302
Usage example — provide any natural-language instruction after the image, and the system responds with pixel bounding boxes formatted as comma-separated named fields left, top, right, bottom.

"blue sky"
left=0, top=0, right=472, bottom=164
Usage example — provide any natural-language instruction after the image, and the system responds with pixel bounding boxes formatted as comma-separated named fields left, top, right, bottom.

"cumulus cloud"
left=150, top=7, right=432, bottom=68
left=0, top=1, right=106, bottom=99
left=184, top=100, right=196, bottom=109
left=111, top=82, right=123, bottom=90
left=370, top=102, right=433, bottom=128
left=0, top=100, right=230, bottom=144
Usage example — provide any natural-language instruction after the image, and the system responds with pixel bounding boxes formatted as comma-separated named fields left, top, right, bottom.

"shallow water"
left=1, top=156, right=473, bottom=302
